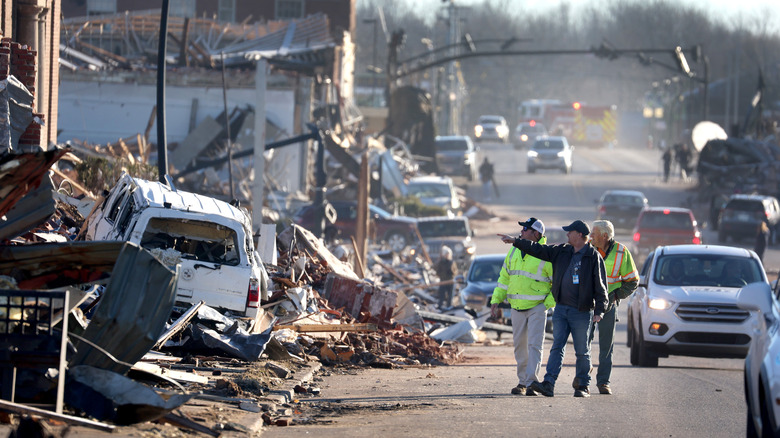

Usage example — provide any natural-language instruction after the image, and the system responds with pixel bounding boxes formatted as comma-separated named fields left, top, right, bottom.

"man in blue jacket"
left=500, top=219, right=608, bottom=398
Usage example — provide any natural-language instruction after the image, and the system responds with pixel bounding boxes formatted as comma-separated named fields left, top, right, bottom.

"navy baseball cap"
left=563, top=219, right=590, bottom=236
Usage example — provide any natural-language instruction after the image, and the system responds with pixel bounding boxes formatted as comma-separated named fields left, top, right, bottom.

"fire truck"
left=518, top=100, right=617, bottom=147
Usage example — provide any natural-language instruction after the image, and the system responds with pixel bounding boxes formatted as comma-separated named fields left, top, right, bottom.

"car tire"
left=626, top=312, right=634, bottom=348
left=634, top=321, right=659, bottom=367
left=384, top=231, right=408, bottom=253
left=746, top=406, right=758, bottom=437
left=629, top=322, right=640, bottom=366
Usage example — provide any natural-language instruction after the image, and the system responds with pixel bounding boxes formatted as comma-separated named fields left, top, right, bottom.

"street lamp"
left=363, top=18, right=378, bottom=105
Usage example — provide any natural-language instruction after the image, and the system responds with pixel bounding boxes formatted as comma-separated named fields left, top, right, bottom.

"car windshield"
left=653, top=254, right=763, bottom=287
left=408, top=182, right=451, bottom=198
left=533, top=139, right=564, bottom=150
left=480, top=117, right=503, bottom=124
left=468, top=259, right=503, bottom=282
left=436, top=139, right=469, bottom=151
left=418, top=219, right=469, bottom=237
left=639, top=211, right=692, bottom=229
left=604, top=194, right=645, bottom=205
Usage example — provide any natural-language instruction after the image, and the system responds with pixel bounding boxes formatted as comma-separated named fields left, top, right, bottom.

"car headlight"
left=557, top=151, right=566, bottom=157
left=465, top=245, right=476, bottom=255
left=474, top=125, right=483, bottom=136
left=527, top=150, right=538, bottom=158
left=520, top=134, right=528, bottom=141
left=648, top=298, right=674, bottom=310
left=497, top=126, right=508, bottom=135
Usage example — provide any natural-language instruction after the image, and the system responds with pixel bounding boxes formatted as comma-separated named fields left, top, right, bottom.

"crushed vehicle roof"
left=128, top=176, right=247, bottom=222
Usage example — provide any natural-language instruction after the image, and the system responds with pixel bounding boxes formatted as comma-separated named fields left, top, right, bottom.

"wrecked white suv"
left=85, top=173, right=268, bottom=320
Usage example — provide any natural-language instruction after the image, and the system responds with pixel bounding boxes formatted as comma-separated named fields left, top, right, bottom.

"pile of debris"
left=0, top=143, right=501, bottom=434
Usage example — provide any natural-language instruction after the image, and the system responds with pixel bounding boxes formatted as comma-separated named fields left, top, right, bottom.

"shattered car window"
left=418, top=219, right=469, bottom=237
left=140, top=218, right=241, bottom=265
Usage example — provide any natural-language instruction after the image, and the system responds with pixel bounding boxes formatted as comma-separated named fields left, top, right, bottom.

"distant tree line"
left=355, top=0, right=779, bottom=132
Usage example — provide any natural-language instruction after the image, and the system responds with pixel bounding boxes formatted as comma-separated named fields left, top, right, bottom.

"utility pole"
left=442, top=0, right=460, bottom=135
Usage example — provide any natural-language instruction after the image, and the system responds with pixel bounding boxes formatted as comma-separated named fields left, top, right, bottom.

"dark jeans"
left=544, top=304, right=593, bottom=388
left=588, top=303, right=617, bottom=386
left=438, top=283, right=453, bottom=308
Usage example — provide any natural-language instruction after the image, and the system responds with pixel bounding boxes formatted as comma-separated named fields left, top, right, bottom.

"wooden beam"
left=50, top=168, right=97, bottom=200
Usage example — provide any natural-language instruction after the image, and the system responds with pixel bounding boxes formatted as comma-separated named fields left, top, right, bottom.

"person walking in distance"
left=479, top=157, right=496, bottom=201
left=662, top=147, right=673, bottom=182
left=585, top=220, right=638, bottom=395
left=492, top=217, right=555, bottom=396
left=500, top=220, right=608, bottom=398
left=434, top=246, right=457, bottom=309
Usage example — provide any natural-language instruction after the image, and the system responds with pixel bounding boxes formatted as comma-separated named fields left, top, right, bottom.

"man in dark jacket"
left=500, top=219, right=608, bottom=398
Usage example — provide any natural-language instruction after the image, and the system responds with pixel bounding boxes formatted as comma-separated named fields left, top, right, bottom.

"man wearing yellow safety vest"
left=490, top=217, right=555, bottom=396
left=586, top=220, right=638, bottom=395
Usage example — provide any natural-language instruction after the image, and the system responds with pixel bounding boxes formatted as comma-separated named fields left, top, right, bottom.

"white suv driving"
left=626, top=244, right=767, bottom=367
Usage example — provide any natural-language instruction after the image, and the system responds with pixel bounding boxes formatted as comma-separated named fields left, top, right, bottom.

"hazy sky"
left=395, top=0, right=780, bottom=33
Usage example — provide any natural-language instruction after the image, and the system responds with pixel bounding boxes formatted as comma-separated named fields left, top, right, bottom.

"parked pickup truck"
left=85, top=173, right=269, bottom=321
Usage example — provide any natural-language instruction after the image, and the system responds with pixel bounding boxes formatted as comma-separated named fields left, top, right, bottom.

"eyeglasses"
left=522, top=226, right=529, bottom=232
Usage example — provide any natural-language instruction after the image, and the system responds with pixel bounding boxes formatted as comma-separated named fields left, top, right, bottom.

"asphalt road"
left=266, top=141, right=758, bottom=437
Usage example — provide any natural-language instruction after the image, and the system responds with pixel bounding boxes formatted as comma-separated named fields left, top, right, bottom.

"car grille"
left=675, top=303, right=750, bottom=323
left=672, top=332, right=751, bottom=345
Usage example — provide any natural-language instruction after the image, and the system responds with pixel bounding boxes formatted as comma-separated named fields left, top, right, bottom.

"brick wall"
left=0, top=36, right=44, bottom=149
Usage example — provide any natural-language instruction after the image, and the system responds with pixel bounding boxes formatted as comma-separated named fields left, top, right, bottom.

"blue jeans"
left=588, top=303, right=617, bottom=386
left=544, top=304, right=593, bottom=387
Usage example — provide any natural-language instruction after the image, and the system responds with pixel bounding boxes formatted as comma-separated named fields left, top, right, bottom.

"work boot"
left=574, top=386, right=590, bottom=398
left=572, top=366, right=594, bottom=389
left=525, top=386, right=537, bottom=396
left=597, top=384, right=612, bottom=395
left=529, top=380, right=554, bottom=397
left=511, top=384, right=526, bottom=395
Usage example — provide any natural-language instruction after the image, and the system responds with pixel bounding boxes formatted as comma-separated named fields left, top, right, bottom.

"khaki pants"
left=511, top=304, right=547, bottom=386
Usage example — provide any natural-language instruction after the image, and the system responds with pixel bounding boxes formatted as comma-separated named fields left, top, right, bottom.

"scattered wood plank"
left=50, top=168, right=97, bottom=200
left=371, top=254, right=409, bottom=284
